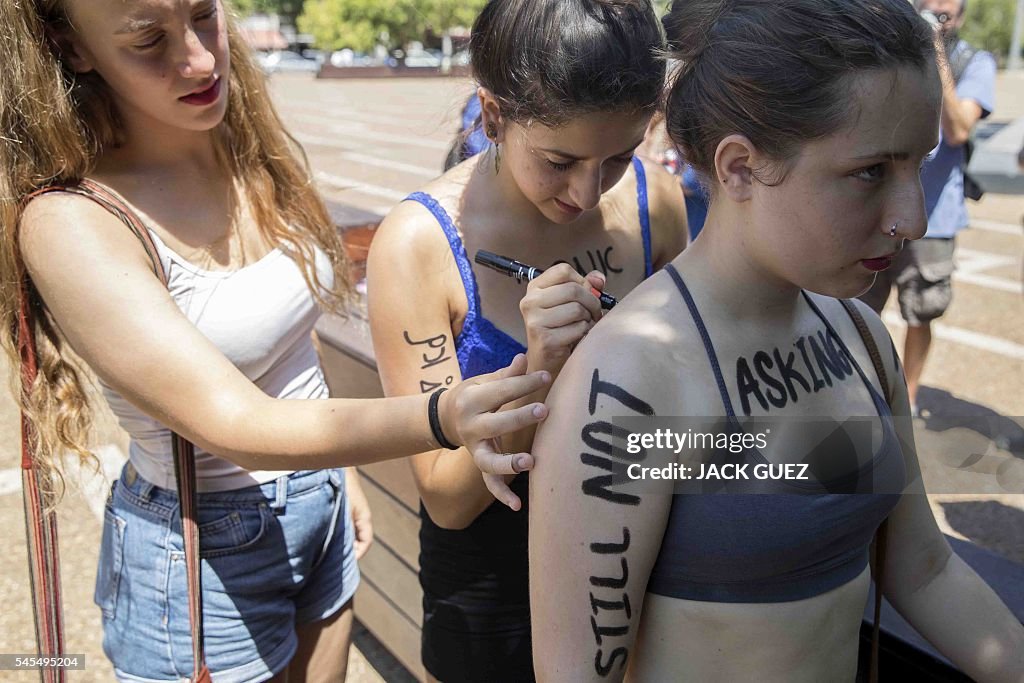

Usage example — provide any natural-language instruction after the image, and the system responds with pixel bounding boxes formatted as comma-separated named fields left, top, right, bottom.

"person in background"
left=636, top=111, right=709, bottom=241
left=861, top=0, right=996, bottom=416
left=443, top=93, right=489, bottom=172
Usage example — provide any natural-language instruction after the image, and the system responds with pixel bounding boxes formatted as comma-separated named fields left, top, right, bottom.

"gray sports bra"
left=645, top=265, right=905, bottom=603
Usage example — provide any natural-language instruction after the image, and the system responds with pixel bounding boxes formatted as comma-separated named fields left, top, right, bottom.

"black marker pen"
left=474, top=250, right=618, bottom=310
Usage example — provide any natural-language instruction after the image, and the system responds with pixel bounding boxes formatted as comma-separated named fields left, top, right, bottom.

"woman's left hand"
left=439, top=353, right=551, bottom=510
left=345, top=468, right=373, bottom=560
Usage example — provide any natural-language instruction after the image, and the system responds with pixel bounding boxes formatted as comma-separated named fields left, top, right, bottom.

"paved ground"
left=0, top=72, right=1021, bottom=680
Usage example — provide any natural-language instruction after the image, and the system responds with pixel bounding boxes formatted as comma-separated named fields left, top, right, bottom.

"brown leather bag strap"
left=840, top=298, right=892, bottom=683
left=869, top=515, right=890, bottom=683
left=172, top=434, right=209, bottom=682
left=839, top=299, right=890, bottom=402
left=19, top=182, right=210, bottom=682
left=17, top=278, right=64, bottom=682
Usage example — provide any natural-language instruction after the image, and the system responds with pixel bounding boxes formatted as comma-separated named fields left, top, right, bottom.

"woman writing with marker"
left=367, top=1, right=687, bottom=679
left=1, top=1, right=550, bottom=680
left=529, top=0, right=1024, bottom=680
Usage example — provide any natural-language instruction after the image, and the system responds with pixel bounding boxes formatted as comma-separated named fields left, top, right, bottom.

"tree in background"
left=233, top=0, right=305, bottom=26
left=648, top=0, right=1017, bottom=67
left=296, top=0, right=485, bottom=54
left=961, top=0, right=1017, bottom=65
left=245, top=0, right=1018, bottom=67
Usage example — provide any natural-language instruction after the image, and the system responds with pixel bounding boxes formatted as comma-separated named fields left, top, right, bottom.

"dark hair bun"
left=662, top=0, right=936, bottom=184
left=661, top=0, right=720, bottom=60
left=471, top=0, right=666, bottom=126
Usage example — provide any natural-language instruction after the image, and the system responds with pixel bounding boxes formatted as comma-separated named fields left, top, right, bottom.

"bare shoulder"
left=366, top=191, right=467, bottom=323
left=552, top=270, right=697, bottom=415
left=21, top=190, right=116, bottom=242
left=370, top=197, right=451, bottom=271
left=19, top=191, right=153, bottom=276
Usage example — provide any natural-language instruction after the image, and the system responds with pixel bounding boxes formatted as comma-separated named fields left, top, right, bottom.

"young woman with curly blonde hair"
left=0, top=1, right=549, bottom=680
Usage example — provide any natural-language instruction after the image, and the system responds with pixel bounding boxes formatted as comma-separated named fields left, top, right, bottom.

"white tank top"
left=100, top=227, right=334, bottom=492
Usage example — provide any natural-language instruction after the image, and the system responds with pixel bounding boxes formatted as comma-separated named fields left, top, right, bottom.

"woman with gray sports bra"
left=529, top=1, right=1024, bottom=681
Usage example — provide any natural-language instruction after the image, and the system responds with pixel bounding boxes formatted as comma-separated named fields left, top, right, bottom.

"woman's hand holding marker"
left=469, top=266, right=605, bottom=510
left=521, top=263, right=606, bottom=373
left=475, top=250, right=618, bottom=310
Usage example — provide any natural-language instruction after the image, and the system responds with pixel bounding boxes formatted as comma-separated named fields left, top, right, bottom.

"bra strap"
left=631, top=157, right=654, bottom=278
left=405, top=192, right=482, bottom=324
left=663, top=263, right=737, bottom=418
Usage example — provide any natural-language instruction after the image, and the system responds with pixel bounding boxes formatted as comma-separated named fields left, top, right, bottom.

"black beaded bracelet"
left=428, top=388, right=460, bottom=450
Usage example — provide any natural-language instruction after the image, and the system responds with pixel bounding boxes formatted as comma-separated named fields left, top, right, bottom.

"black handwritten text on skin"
left=580, top=370, right=654, bottom=676
left=404, top=330, right=455, bottom=393
left=553, top=245, right=622, bottom=278
left=735, top=330, right=854, bottom=415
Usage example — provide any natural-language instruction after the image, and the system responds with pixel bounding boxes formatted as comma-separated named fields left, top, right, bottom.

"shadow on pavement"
left=917, top=386, right=1024, bottom=459
left=941, top=500, right=1024, bottom=565
left=352, top=620, right=418, bottom=683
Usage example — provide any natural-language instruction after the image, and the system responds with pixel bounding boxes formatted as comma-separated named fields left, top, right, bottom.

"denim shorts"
left=95, top=463, right=359, bottom=683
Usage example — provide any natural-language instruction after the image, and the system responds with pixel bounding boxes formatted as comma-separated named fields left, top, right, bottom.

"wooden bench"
left=321, top=201, right=426, bottom=680
left=316, top=310, right=426, bottom=681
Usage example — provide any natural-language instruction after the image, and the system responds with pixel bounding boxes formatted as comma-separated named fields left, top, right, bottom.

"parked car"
left=301, top=50, right=328, bottom=67
left=259, top=50, right=320, bottom=75
left=329, top=49, right=375, bottom=67
left=403, top=47, right=441, bottom=68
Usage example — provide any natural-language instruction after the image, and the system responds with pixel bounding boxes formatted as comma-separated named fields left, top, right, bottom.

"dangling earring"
left=889, top=222, right=899, bottom=237
left=486, top=122, right=500, bottom=174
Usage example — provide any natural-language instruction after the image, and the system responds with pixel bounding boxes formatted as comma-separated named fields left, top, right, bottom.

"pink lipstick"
left=179, top=78, right=221, bottom=106
left=861, top=256, right=893, bottom=272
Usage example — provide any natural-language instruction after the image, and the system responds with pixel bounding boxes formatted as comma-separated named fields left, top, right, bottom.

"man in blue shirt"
left=862, top=0, right=996, bottom=415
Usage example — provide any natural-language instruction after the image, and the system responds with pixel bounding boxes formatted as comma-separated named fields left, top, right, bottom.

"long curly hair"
left=0, top=0, right=353, bottom=501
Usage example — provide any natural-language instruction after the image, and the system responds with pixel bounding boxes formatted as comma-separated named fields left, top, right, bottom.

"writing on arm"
left=579, top=369, right=654, bottom=677
left=404, top=330, right=455, bottom=393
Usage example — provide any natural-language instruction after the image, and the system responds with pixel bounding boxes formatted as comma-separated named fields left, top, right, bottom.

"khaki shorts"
left=860, top=237, right=955, bottom=326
